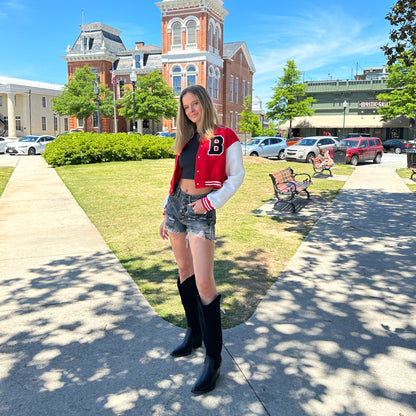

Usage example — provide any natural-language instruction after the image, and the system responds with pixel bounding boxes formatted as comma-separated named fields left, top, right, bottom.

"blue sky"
left=1, top=0, right=395, bottom=105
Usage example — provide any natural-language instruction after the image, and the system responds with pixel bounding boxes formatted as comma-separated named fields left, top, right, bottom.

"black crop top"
left=179, top=132, right=199, bottom=179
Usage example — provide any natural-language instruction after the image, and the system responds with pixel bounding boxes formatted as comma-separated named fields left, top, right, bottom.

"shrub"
left=43, top=132, right=175, bottom=166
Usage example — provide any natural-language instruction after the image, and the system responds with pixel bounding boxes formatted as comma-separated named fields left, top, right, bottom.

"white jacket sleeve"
left=204, top=141, right=245, bottom=210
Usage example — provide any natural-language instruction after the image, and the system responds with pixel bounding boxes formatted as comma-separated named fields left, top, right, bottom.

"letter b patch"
left=208, top=136, right=224, bottom=155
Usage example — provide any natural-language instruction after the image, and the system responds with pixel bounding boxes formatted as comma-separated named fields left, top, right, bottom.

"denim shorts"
left=165, top=186, right=216, bottom=241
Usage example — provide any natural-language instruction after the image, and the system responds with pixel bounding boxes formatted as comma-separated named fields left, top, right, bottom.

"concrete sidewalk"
left=0, top=155, right=415, bottom=416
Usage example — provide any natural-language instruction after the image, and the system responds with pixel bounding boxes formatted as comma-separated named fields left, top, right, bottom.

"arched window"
left=208, top=67, right=215, bottom=97
left=186, top=20, right=196, bottom=45
left=214, top=68, right=220, bottom=99
left=214, top=27, right=220, bottom=50
left=172, top=22, right=182, bottom=47
left=187, top=66, right=196, bottom=87
left=208, top=24, right=214, bottom=48
left=172, top=67, right=182, bottom=95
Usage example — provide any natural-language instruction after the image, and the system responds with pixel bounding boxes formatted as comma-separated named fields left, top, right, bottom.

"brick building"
left=64, top=0, right=255, bottom=135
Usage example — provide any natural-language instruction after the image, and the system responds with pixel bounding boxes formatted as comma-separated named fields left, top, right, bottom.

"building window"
left=16, top=116, right=22, bottom=131
left=187, top=66, right=196, bottom=87
left=235, top=77, right=239, bottom=104
left=248, top=82, right=251, bottom=97
left=172, top=22, right=182, bottom=47
left=214, top=76, right=218, bottom=100
left=186, top=20, right=196, bottom=45
left=64, top=118, right=69, bottom=131
left=77, top=118, right=84, bottom=128
left=242, top=80, right=246, bottom=101
left=230, top=111, right=233, bottom=129
left=0, top=96, right=2, bottom=106
left=42, top=97, right=47, bottom=108
left=119, top=80, right=125, bottom=98
left=215, top=27, right=220, bottom=50
left=54, top=115, right=58, bottom=132
left=209, top=24, right=214, bottom=48
left=135, top=54, right=142, bottom=69
left=208, top=67, right=215, bottom=97
left=172, top=67, right=182, bottom=95
left=235, top=112, right=238, bottom=131
left=92, top=112, right=99, bottom=128
left=41, top=116, right=47, bottom=131
left=230, top=75, right=233, bottom=102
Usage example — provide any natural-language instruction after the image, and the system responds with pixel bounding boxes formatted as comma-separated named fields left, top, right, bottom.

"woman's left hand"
left=189, top=199, right=207, bottom=214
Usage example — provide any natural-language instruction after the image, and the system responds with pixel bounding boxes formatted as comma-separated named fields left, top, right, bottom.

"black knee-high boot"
left=171, top=275, right=202, bottom=357
left=191, top=295, right=222, bottom=395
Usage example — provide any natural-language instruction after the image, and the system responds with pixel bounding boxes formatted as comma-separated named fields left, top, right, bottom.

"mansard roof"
left=66, top=22, right=126, bottom=59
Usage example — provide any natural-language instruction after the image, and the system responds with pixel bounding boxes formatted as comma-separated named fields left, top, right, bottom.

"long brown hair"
left=174, top=85, right=219, bottom=154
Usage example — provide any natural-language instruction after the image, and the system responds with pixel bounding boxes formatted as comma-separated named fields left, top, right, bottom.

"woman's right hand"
left=159, top=218, right=169, bottom=240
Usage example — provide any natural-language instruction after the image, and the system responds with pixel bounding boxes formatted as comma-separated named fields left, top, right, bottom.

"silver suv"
left=285, top=136, right=339, bottom=163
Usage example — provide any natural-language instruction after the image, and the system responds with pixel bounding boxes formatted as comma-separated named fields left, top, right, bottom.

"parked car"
left=0, top=137, right=16, bottom=153
left=285, top=137, right=302, bottom=147
left=338, top=137, right=383, bottom=166
left=284, top=136, right=339, bottom=163
left=156, top=131, right=176, bottom=138
left=339, top=133, right=370, bottom=139
left=241, top=136, right=287, bottom=159
left=6, top=135, right=56, bottom=155
left=382, top=139, right=412, bottom=154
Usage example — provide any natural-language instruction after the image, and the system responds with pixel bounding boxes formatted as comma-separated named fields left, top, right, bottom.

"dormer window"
left=134, top=54, right=142, bottom=69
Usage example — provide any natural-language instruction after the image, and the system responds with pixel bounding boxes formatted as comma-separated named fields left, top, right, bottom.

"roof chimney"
left=135, top=41, right=145, bottom=49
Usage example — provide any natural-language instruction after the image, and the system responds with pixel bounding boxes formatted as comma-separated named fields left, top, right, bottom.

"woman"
left=317, top=148, right=334, bottom=169
left=159, top=85, right=245, bottom=395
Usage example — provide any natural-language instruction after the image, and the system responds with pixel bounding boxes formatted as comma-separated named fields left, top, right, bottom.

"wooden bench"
left=269, top=167, right=312, bottom=212
left=410, top=163, right=416, bottom=179
left=311, top=157, right=333, bottom=177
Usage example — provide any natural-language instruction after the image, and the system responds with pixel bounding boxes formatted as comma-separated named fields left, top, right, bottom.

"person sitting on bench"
left=317, top=148, right=334, bottom=169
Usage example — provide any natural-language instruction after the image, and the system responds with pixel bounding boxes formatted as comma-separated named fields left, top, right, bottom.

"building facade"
left=282, top=67, right=411, bottom=140
left=0, top=76, right=68, bottom=139
left=64, top=0, right=255, bottom=135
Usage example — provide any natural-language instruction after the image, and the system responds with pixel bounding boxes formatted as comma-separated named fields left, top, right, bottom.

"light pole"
left=130, top=70, right=137, bottom=134
left=92, top=74, right=101, bottom=133
left=342, top=100, right=347, bottom=137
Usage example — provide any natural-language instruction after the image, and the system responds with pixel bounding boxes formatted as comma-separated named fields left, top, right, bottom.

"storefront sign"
left=358, top=100, right=389, bottom=109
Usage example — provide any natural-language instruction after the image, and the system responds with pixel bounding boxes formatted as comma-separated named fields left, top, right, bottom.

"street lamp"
left=342, top=100, right=347, bottom=136
left=92, top=74, right=101, bottom=133
left=130, top=70, right=137, bottom=133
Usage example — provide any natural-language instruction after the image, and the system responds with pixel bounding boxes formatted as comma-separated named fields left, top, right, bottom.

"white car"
left=284, top=136, right=339, bottom=163
left=241, top=136, right=287, bottom=159
left=0, top=137, right=16, bottom=154
left=6, top=135, right=55, bottom=155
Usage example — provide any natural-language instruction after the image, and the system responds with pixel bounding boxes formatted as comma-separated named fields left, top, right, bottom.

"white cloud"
left=248, top=6, right=388, bottom=104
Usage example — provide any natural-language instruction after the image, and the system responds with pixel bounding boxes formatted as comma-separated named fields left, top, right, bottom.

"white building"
left=0, top=76, right=68, bottom=138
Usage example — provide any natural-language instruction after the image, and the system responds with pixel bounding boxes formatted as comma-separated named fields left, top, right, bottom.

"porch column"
left=7, top=93, right=16, bottom=138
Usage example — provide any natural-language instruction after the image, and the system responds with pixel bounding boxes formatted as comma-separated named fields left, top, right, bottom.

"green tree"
left=238, top=96, right=261, bottom=143
left=52, top=65, right=114, bottom=131
left=118, top=69, right=177, bottom=131
left=377, top=58, right=416, bottom=136
left=266, top=60, right=315, bottom=138
left=382, top=0, right=416, bottom=66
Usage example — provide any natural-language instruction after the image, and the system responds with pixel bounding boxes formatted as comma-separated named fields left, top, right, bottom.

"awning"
left=280, top=115, right=410, bottom=129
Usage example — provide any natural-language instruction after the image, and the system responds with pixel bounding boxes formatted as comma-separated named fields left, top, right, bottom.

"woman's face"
left=182, top=92, right=202, bottom=127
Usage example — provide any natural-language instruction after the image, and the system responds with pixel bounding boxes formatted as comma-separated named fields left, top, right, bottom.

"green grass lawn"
left=56, top=157, right=353, bottom=329
left=396, top=167, right=416, bottom=193
left=0, top=167, right=14, bottom=197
